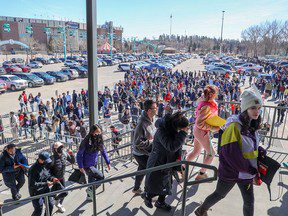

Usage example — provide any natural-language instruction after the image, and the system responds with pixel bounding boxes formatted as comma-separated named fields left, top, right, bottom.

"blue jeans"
left=2, top=170, right=25, bottom=199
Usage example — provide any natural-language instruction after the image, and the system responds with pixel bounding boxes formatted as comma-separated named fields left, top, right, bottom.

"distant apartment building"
left=0, top=16, right=123, bottom=52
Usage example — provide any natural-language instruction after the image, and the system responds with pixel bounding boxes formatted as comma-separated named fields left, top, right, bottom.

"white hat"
left=53, top=141, right=64, bottom=149
left=241, top=85, right=263, bottom=112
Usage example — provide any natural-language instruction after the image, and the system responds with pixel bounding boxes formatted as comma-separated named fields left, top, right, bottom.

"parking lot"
left=0, top=56, right=203, bottom=115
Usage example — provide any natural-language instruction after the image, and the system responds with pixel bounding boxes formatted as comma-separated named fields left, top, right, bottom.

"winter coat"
left=49, top=151, right=75, bottom=179
left=219, top=115, right=266, bottom=183
left=0, top=149, right=28, bottom=173
left=132, top=112, right=156, bottom=156
left=76, top=135, right=110, bottom=169
left=145, top=119, right=187, bottom=195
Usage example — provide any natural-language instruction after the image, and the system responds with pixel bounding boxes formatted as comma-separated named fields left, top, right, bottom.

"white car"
left=27, top=61, right=43, bottom=68
left=235, top=63, right=263, bottom=72
left=0, top=75, right=28, bottom=91
left=64, top=60, right=79, bottom=67
left=0, top=80, right=7, bottom=94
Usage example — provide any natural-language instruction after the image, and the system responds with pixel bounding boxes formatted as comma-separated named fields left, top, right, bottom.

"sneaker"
left=86, top=195, right=93, bottom=202
left=195, top=172, right=208, bottom=181
left=141, top=193, right=153, bottom=208
left=155, top=201, right=172, bottom=211
left=86, top=188, right=93, bottom=201
left=57, top=205, right=66, bottom=213
left=194, top=206, right=208, bottom=216
left=132, top=188, right=143, bottom=195
left=55, top=199, right=61, bottom=208
left=13, top=194, right=21, bottom=201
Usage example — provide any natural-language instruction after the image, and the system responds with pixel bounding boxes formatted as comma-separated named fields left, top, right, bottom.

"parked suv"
left=0, top=75, right=28, bottom=91
left=14, top=73, right=44, bottom=87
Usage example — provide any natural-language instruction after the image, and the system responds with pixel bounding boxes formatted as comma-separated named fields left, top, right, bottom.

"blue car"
left=46, top=71, right=68, bottom=82
left=32, top=72, right=55, bottom=85
left=69, top=66, right=88, bottom=78
left=143, top=63, right=168, bottom=72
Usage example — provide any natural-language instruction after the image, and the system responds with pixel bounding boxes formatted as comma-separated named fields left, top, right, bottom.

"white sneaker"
left=57, top=205, right=66, bottom=213
left=55, top=200, right=61, bottom=208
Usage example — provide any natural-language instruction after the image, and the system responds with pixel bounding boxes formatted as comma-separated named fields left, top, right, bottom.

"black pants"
left=51, top=179, right=68, bottom=205
left=133, top=154, right=149, bottom=190
left=2, top=170, right=25, bottom=199
left=32, top=196, right=54, bottom=216
left=201, top=179, right=254, bottom=216
left=147, top=193, right=166, bottom=203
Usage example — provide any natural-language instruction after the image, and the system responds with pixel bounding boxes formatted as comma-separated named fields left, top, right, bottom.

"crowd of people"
left=0, top=62, right=287, bottom=215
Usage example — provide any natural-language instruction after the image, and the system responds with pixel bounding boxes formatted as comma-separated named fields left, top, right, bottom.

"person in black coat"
left=49, top=142, right=75, bottom=213
left=0, top=144, right=28, bottom=200
left=142, top=112, right=189, bottom=211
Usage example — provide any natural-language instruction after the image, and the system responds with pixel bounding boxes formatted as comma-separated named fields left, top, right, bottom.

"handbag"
left=258, top=154, right=281, bottom=201
left=68, top=169, right=87, bottom=184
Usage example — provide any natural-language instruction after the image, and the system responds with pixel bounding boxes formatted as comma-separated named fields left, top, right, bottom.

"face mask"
left=57, top=146, right=64, bottom=154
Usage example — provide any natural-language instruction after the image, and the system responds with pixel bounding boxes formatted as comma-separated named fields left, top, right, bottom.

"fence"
left=0, top=160, right=218, bottom=216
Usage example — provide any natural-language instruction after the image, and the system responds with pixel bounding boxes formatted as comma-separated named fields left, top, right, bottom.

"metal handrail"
left=0, top=160, right=218, bottom=216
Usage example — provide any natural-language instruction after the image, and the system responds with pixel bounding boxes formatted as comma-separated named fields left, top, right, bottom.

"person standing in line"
left=28, top=151, right=58, bottom=216
left=142, top=112, right=189, bottom=211
left=0, top=144, right=28, bottom=200
left=186, top=85, right=220, bottom=180
left=132, top=100, right=157, bottom=194
left=49, top=142, right=75, bottom=213
left=9, top=111, right=19, bottom=141
left=76, top=124, right=110, bottom=201
left=195, top=88, right=266, bottom=216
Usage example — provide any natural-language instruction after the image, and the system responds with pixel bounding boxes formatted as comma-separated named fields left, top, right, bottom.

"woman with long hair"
left=195, top=88, right=266, bottom=216
left=186, top=85, right=220, bottom=180
left=76, top=124, right=110, bottom=201
left=142, top=112, right=189, bottom=211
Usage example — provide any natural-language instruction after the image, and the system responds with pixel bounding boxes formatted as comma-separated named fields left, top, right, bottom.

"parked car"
left=60, top=68, right=79, bottom=80
left=69, top=65, right=88, bottom=78
left=11, top=58, right=24, bottom=64
left=32, top=57, right=49, bottom=65
left=0, top=80, right=7, bottom=94
left=15, top=64, right=31, bottom=73
left=64, top=60, right=79, bottom=67
left=118, top=63, right=131, bottom=72
left=14, top=73, right=44, bottom=88
left=50, top=58, right=62, bottom=63
left=0, top=67, right=6, bottom=75
left=102, top=59, right=114, bottom=66
left=27, top=61, right=43, bottom=68
left=208, top=67, right=232, bottom=75
left=32, top=72, right=55, bottom=85
left=2, top=61, right=13, bottom=67
left=235, top=63, right=263, bottom=73
left=46, top=71, right=68, bottom=82
left=0, top=75, right=28, bottom=91
left=3, top=65, right=22, bottom=73
left=143, top=63, right=168, bottom=72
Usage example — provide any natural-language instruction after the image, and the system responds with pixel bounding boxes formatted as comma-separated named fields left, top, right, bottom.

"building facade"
left=0, top=16, right=123, bottom=52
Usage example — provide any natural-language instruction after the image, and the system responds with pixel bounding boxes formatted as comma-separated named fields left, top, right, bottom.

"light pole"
left=220, top=10, right=225, bottom=55
left=170, top=14, right=172, bottom=37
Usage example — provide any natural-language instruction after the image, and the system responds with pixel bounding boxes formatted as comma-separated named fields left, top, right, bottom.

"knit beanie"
left=240, top=85, right=263, bottom=112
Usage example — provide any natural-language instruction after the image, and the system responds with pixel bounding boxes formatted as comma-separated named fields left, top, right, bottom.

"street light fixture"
left=220, top=10, right=225, bottom=55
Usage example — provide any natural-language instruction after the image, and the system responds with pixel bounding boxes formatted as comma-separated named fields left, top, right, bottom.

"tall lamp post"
left=220, top=10, right=225, bottom=55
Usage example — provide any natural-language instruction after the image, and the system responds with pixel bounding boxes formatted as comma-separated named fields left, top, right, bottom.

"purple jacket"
left=76, top=136, right=110, bottom=169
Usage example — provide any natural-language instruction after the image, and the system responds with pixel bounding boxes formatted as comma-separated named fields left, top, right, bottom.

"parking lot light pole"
left=220, top=10, right=225, bottom=55
left=86, top=0, right=99, bottom=126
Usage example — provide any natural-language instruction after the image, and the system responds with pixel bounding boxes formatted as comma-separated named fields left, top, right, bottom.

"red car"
left=0, top=80, right=7, bottom=94
left=16, top=64, right=31, bottom=73
left=3, top=65, right=22, bottom=73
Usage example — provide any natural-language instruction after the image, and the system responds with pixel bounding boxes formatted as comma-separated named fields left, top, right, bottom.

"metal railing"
left=0, top=160, right=218, bottom=216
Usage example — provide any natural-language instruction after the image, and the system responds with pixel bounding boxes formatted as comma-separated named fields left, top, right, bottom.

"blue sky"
left=0, top=0, right=287, bottom=40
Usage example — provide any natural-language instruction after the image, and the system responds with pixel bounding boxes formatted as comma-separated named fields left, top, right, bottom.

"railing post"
left=0, top=206, right=3, bottom=216
left=92, top=185, right=97, bottom=215
left=44, top=196, right=50, bottom=216
left=45, top=131, right=51, bottom=151
left=267, top=107, right=277, bottom=149
left=130, top=131, right=133, bottom=162
left=181, top=162, right=189, bottom=216
left=100, top=156, right=105, bottom=191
